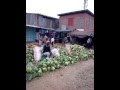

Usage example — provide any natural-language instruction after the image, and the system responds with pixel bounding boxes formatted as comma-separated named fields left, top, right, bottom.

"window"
left=68, top=18, right=73, bottom=26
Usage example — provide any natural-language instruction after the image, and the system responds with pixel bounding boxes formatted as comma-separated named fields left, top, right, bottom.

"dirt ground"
left=26, top=59, right=94, bottom=90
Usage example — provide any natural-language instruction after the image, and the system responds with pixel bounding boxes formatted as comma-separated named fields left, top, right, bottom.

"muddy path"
left=26, top=59, right=94, bottom=90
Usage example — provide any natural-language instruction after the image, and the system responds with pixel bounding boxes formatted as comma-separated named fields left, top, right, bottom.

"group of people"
left=33, top=33, right=93, bottom=63
left=33, top=34, right=58, bottom=63
left=38, top=35, right=55, bottom=47
left=33, top=34, right=72, bottom=63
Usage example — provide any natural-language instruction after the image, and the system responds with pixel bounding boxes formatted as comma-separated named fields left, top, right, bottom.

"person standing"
left=64, top=35, right=71, bottom=54
left=44, top=35, right=48, bottom=40
left=51, top=36, right=55, bottom=47
left=86, top=36, right=92, bottom=49
left=45, top=38, right=50, bottom=44
left=42, top=35, right=47, bottom=45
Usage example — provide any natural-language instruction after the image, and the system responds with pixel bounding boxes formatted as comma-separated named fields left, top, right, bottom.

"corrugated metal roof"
left=26, top=25, right=55, bottom=30
left=26, top=13, right=59, bottom=19
left=26, top=25, right=40, bottom=28
left=58, top=9, right=94, bottom=17
left=55, top=29, right=71, bottom=32
left=40, top=27, right=55, bottom=30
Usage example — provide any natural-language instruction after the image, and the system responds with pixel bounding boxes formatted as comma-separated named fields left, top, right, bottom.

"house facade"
left=26, top=13, right=59, bottom=42
left=58, top=9, right=94, bottom=36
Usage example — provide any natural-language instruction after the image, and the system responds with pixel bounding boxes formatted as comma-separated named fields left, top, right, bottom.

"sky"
left=26, top=0, right=94, bottom=18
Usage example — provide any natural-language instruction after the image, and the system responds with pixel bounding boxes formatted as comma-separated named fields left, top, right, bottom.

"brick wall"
left=86, top=14, right=94, bottom=32
left=59, top=13, right=84, bottom=30
left=59, top=13, right=94, bottom=33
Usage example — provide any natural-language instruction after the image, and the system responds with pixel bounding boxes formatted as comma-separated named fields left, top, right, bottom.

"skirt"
left=65, top=43, right=71, bottom=54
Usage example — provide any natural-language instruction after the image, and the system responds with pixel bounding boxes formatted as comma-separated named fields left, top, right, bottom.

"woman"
left=64, top=35, right=71, bottom=55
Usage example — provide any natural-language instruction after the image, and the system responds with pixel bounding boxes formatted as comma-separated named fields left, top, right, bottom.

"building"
left=58, top=9, right=94, bottom=36
left=26, top=13, right=59, bottom=42
left=58, top=9, right=94, bottom=45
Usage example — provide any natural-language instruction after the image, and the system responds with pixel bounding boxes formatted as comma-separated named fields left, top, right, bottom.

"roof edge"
left=26, top=13, right=59, bottom=19
left=58, top=9, right=94, bottom=17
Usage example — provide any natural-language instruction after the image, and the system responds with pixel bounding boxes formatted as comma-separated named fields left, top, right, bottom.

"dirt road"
left=26, top=59, right=94, bottom=90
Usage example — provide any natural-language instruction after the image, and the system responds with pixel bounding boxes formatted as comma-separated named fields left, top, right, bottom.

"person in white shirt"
left=33, top=43, right=43, bottom=63
left=44, top=35, right=48, bottom=40
left=51, top=36, right=55, bottom=47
